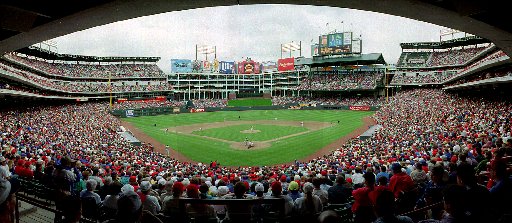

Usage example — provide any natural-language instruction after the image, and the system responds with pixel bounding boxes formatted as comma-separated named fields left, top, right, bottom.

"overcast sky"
left=49, top=4, right=455, bottom=73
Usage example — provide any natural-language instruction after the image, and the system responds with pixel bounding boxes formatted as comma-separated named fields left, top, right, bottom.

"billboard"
left=352, top=39, right=361, bottom=54
left=237, top=60, right=261, bottom=74
left=219, top=61, right=236, bottom=74
left=212, top=59, right=220, bottom=73
left=192, top=60, right=202, bottom=72
left=261, top=61, right=278, bottom=73
left=343, top=32, right=352, bottom=46
left=171, top=59, right=192, bottom=73
left=278, top=58, right=294, bottom=71
left=319, top=35, right=328, bottom=46
left=311, top=44, right=319, bottom=56
left=328, top=33, right=343, bottom=47
left=202, top=60, right=212, bottom=72
left=320, top=45, right=351, bottom=55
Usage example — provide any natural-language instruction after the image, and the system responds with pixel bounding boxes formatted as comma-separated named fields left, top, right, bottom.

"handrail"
left=400, top=201, right=444, bottom=216
left=15, top=193, right=96, bottom=223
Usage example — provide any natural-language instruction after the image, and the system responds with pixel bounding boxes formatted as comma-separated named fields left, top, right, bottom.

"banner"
left=126, top=110, right=134, bottom=117
left=328, top=33, right=343, bottom=47
left=237, top=60, right=261, bottom=74
left=190, top=108, right=205, bottom=113
left=343, top=32, right=352, bottom=46
left=349, top=105, right=370, bottom=111
left=278, top=58, right=294, bottom=71
left=311, top=44, right=319, bottom=56
left=319, top=35, right=328, bottom=46
left=202, top=60, right=212, bottom=72
left=212, top=59, right=220, bottom=73
left=171, top=59, right=192, bottom=73
left=352, top=39, right=361, bottom=54
left=192, top=60, right=202, bottom=72
left=261, top=61, right=277, bottom=73
left=219, top=61, right=235, bottom=74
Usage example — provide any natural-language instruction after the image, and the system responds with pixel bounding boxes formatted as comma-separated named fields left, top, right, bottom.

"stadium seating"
left=2, top=87, right=511, bottom=223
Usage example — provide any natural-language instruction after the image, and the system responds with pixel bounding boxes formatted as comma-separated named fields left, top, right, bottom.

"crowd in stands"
left=192, top=99, right=228, bottom=109
left=446, top=67, right=512, bottom=87
left=453, top=50, right=509, bottom=79
left=295, top=72, right=383, bottom=91
left=272, top=96, right=384, bottom=107
left=390, top=72, right=454, bottom=84
left=0, top=88, right=511, bottom=223
left=427, top=46, right=486, bottom=67
left=112, top=100, right=186, bottom=110
left=0, top=61, right=172, bottom=93
left=4, top=53, right=166, bottom=78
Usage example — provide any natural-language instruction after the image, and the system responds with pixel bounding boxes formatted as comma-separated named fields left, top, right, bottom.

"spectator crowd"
left=0, top=87, right=511, bottom=223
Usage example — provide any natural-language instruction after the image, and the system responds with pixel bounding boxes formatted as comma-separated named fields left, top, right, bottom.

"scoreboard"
left=315, top=32, right=360, bottom=56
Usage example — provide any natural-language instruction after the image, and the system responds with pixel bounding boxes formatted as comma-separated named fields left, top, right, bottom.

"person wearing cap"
left=287, top=181, right=302, bottom=201
left=162, top=181, right=185, bottom=220
left=104, top=184, right=143, bottom=223
left=0, top=156, right=10, bottom=180
left=294, top=182, right=323, bottom=219
left=137, top=181, right=161, bottom=215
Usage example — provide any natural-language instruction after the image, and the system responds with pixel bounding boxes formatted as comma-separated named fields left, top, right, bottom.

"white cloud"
left=51, top=5, right=446, bottom=72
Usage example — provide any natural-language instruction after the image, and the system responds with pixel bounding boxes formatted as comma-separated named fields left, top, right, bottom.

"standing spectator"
left=389, top=163, right=414, bottom=199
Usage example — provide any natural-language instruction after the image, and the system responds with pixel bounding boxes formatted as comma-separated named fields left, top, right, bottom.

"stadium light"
left=280, top=41, right=301, bottom=58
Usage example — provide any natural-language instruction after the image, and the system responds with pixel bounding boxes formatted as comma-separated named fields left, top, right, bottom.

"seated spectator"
left=80, top=179, right=101, bottom=205
left=489, top=159, right=512, bottom=221
left=327, top=175, right=352, bottom=204
left=185, top=184, right=215, bottom=221
left=287, top=181, right=302, bottom=201
left=103, top=185, right=143, bottom=223
left=294, top=182, right=323, bottom=217
left=312, top=177, right=329, bottom=206
left=137, top=181, right=161, bottom=215
left=373, top=190, right=414, bottom=223
left=456, top=163, right=491, bottom=223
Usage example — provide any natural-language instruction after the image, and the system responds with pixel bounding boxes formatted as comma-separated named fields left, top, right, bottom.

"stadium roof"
left=400, top=36, right=491, bottom=50
left=308, top=53, right=386, bottom=67
left=15, top=46, right=160, bottom=63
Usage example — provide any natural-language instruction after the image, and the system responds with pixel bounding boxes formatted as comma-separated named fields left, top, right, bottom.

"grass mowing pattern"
left=227, top=98, right=272, bottom=107
left=123, top=110, right=373, bottom=166
left=192, top=124, right=308, bottom=142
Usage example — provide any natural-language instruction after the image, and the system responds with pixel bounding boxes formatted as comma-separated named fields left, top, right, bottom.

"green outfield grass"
left=192, top=124, right=308, bottom=142
left=123, top=110, right=373, bottom=166
left=227, top=98, right=272, bottom=106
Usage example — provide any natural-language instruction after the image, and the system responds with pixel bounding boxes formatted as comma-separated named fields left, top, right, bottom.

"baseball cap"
left=140, top=181, right=151, bottom=192
left=255, top=183, right=264, bottom=192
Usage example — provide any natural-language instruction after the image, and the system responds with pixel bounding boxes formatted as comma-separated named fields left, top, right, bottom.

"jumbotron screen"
left=316, top=32, right=359, bottom=55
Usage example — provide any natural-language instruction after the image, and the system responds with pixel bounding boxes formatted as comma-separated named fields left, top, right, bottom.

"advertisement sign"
left=212, top=59, right=220, bottom=73
left=202, top=60, right=212, bottom=72
left=328, top=33, right=343, bottom=47
left=219, top=61, right=236, bottom=74
left=261, top=61, right=278, bottom=73
left=343, top=32, right=352, bottom=46
left=126, top=110, right=134, bottom=117
left=320, top=45, right=351, bottom=55
left=352, top=39, right=361, bottom=54
left=192, top=60, right=202, bottom=72
left=190, top=108, right=205, bottom=113
left=171, top=59, right=193, bottom=73
left=319, top=35, right=328, bottom=46
left=349, top=105, right=370, bottom=111
left=311, top=44, right=319, bottom=56
left=277, top=57, right=294, bottom=71
left=237, top=60, right=261, bottom=74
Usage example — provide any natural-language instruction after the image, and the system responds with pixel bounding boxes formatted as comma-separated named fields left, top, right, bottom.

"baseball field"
left=122, top=110, right=374, bottom=166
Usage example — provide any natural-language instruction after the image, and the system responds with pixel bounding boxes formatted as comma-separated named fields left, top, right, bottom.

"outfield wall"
left=112, top=104, right=380, bottom=118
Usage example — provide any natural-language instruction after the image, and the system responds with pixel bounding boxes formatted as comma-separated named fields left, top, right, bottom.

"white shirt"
left=143, top=195, right=161, bottom=215
left=0, top=164, right=11, bottom=179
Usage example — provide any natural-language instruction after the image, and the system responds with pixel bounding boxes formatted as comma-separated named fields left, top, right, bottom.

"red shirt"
left=352, top=187, right=373, bottom=213
left=389, top=172, right=414, bottom=198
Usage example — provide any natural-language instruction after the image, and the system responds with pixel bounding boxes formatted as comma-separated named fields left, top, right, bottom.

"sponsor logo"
left=190, top=108, right=205, bottom=113
left=349, top=106, right=371, bottom=111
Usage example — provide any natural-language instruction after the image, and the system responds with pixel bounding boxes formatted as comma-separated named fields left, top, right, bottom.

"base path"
left=120, top=116, right=376, bottom=166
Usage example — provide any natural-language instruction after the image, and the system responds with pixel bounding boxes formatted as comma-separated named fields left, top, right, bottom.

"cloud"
left=51, top=5, right=446, bottom=72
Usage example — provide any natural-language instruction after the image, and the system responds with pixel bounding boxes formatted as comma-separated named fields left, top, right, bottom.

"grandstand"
left=1, top=22, right=512, bottom=223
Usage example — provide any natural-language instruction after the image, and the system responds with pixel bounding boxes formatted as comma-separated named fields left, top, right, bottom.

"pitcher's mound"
left=241, top=129, right=260, bottom=134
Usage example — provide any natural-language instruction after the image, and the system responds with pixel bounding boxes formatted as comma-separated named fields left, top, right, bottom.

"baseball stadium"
left=0, top=2, right=512, bottom=223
